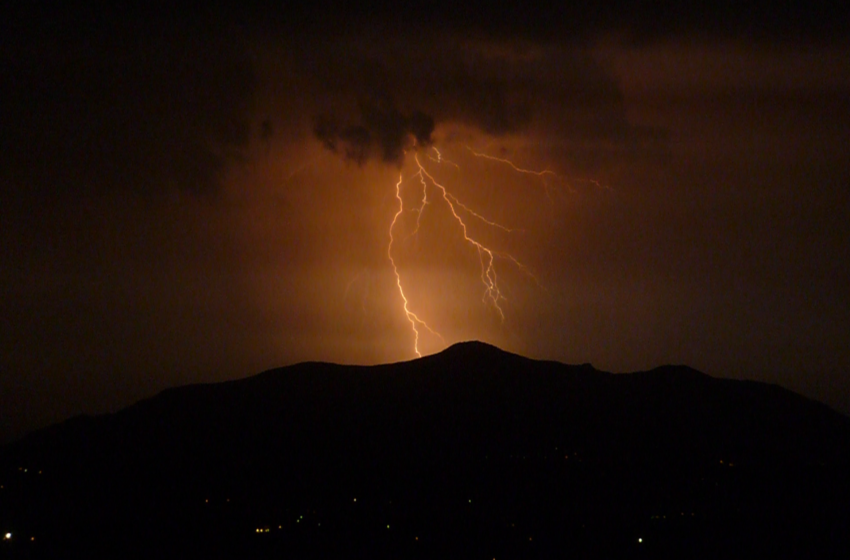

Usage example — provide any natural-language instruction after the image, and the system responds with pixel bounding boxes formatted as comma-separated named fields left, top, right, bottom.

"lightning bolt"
left=466, top=146, right=557, bottom=178
left=466, top=145, right=612, bottom=199
left=419, top=155, right=518, bottom=234
left=465, top=144, right=565, bottom=202
left=428, top=146, right=459, bottom=169
left=386, top=146, right=544, bottom=356
left=384, top=143, right=597, bottom=358
left=414, top=153, right=531, bottom=321
left=388, top=173, right=444, bottom=357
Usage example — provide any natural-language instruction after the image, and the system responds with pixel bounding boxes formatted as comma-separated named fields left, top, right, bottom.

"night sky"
left=2, top=2, right=849, bottom=442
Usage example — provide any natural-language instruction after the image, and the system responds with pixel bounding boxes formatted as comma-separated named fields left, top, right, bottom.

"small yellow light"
left=3, top=533, right=11, bottom=540
left=638, top=537, right=643, bottom=543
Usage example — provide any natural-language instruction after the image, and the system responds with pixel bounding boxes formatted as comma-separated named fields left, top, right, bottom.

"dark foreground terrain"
left=2, top=341, right=850, bottom=558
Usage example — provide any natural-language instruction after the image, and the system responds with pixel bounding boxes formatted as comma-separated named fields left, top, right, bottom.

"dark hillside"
left=2, top=341, right=849, bottom=558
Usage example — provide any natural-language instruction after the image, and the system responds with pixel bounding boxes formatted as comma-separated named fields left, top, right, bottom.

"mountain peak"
left=424, top=340, right=533, bottom=371
left=437, top=340, right=513, bottom=358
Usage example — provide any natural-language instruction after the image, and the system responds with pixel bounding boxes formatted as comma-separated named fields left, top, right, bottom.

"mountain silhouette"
left=2, top=341, right=849, bottom=558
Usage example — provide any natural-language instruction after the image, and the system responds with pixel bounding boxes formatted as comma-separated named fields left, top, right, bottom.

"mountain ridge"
left=2, top=341, right=850, bottom=558
left=6, top=341, right=849, bottom=466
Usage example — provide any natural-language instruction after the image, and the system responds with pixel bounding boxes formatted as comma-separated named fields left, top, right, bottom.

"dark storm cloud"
left=0, top=6, right=256, bottom=198
left=313, top=101, right=435, bottom=166
left=244, top=1, right=850, bottom=47
left=298, top=31, right=666, bottom=174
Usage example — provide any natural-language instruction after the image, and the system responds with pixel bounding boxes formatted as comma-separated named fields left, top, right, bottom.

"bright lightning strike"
left=309, top=110, right=605, bottom=359
left=465, top=145, right=566, bottom=202
left=386, top=144, right=551, bottom=357
left=388, top=173, right=444, bottom=357
left=428, top=146, right=459, bottom=169
left=413, top=153, right=520, bottom=320
left=466, top=146, right=557, bottom=178
left=465, top=145, right=611, bottom=199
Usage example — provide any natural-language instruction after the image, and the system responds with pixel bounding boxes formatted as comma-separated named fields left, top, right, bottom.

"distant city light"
left=3, top=533, right=11, bottom=540
left=638, top=537, right=643, bottom=543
